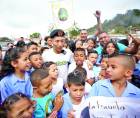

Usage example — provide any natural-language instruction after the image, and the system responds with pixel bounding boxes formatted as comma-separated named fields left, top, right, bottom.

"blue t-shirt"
left=32, top=93, right=55, bottom=118
left=89, top=79, right=140, bottom=98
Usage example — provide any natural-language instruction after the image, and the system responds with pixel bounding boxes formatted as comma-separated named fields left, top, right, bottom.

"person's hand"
left=68, top=109, right=75, bottom=118
left=53, top=92, right=63, bottom=111
left=82, top=42, right=89, bottom=49
left=48, top=110, right=57, bottom=118
left=86, top=60, right=93, bottom=70
left=94, top=10, right=101, bottom=19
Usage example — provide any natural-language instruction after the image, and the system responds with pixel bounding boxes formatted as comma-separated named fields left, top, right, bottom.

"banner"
left=74, top=97, right=140, bottom=118
left=49, top=0, right=74, bottom=29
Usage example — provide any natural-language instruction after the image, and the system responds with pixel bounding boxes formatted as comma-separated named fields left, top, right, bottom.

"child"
left=86, top=50, right=101, bottom=82
left=60, top=70, right=87, bottom=118
left=30, top=69, right=63, bottom=118
left=27, top=41, right=38, bottom=54
left=68, top=48, right=92, bottom=83
left=0, top=47, right=33, bottom=102
left=89, top=54, right=140, bottom=97
left=42, top=61, right=64, bottom=95
left=102, top=40, right=119, bottom=56
left=1, top=92, right=35, bottom=118
left=29, top=52, right=43, bottom=70
left=97, top=54, right=109, bottom=80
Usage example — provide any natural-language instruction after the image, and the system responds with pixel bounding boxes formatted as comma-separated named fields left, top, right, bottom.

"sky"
left=0, top=0, right=139, bottom=38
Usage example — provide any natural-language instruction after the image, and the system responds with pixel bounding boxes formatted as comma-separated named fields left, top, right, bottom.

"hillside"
left=88, top=9, right=140, bottom=34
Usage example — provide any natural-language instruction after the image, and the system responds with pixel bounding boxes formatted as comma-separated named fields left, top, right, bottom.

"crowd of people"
left=0, top=11, right=140, bottom=118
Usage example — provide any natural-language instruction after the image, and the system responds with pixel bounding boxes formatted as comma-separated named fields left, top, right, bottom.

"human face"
left=99, top=32, right=110, bottom=46
left=80, top=30, right=88, bottom=41
left=106, top=57, right=128, bottom=81
left=52, top=37, right=65, bottom=53
left=49, top=64, right=58, bottom=79
left=68, top=84, right=85, bottom=103
left=74, top=51, right=85, bottom=66
left=30, top=54, right=43, bottom=69
left=13, top=52, right=30, bottom=72
left=87, top=40, right=95, bottom=50
left=135, top=50, right=140, bottom=60
left=101, top=57, right=108, bottom=69
left=38, top=77, right=52, bottom=96
left=47, top=38, right=52, bottom=47
left=75, top=40, right=82, bottom=49
left=28, top=45, right=38, bottom=54
left=106, top=43, right=116, bottom=55
left=88, top=53, right=98, bottom=64
left=7, top=98, right=34, bottom=118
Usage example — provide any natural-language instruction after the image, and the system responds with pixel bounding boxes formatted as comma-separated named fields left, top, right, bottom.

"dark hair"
left=41, top=61, right=55, bottom=74
left=30, top=69, right=49, bottom=86
left=2, top=93, right=30, bottom=111
left=40, top=47, right=49, bottom=54
left=87, top=50, right=98, bottom=57
left=27, top=41, right=38, bottom=48
left=118, top=39, right=129, bottom=46
left=67, top=69, right=85, bottom=87
left=29, top=51, right=41, bottom=60
left=102, top=40, right=119, bottom=56
left=74, top=48, right=86, bottom=56
left=74, top=67, right=87, bottom=79
left=44, top=36, right=51, bottom=42
left=1, top=47, right=26, bottom=77
left=16, top=40, right=26, bottom=48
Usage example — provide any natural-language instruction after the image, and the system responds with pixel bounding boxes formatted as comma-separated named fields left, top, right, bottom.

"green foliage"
left=69, top=28, right=80, bottom=38
left=0, top=37, right=12, bottom=42
left=30, top=32, right=40, bottom=39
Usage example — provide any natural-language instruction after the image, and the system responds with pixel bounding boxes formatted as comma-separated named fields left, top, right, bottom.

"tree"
left=30, top=32, right=41, bottom=39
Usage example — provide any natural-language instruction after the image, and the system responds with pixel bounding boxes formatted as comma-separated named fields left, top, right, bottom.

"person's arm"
left=125, top=33, right=139, bottom=54
left=94, top=10, right=102, bottom=36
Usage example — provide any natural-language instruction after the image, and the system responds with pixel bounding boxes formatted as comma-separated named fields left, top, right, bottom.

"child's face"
left=68, top=84, right=85, bottom=103
left=88, top=53, right=98, bottom=64
left=7, top=98, right=34, bottom=118
left=106, top=57, right=130, bottom=81
left=74, top=51, right=85, bottom=66
left=101, top=57, right=108, bottom=69
left=75, top=40, right=82, bottom=49
left=30, top=54, right=43, bottom=69
left=49, top=64, right=58, bottom=79
left=87, top=40, right=95, bottom=50
left=38, top=77, right=52, bottom=96
left=13, top=51, right=31, bottom=72
left=28, top=45, right=38, bottom=54
left=106, top=43, right=116, bottom=55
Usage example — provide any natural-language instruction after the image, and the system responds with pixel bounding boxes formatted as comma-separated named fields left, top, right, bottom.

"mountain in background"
left=88, top=9, right=140, bottom=34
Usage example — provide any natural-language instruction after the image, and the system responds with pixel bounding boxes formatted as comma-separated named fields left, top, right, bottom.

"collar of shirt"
left=11, top=72, right=29, bottom=85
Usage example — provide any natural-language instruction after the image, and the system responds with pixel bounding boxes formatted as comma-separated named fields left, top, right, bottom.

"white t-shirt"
left=51, top=77, right=64, bottom=95
left=72, top=97, right=86, bottom=118
left=42, top=48, right=73, bottom=83
left=68, top=61, right=93, bottom=80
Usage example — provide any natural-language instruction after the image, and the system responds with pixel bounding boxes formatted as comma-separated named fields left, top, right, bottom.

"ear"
left=125, top=69, right=133, bottom=79
left=11, top=60, right=18, bottom=68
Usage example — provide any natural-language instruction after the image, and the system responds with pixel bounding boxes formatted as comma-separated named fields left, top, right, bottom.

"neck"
left=14, top=70, right=25, bottom=79
left=53, top=48, right=61, bottom=54
left=33, top=89, right=44, bottom=98
left=70, top=95, right=82, bottom=105
left=111, top=79, right=127, bottom=88
left=51, top=77, right=57, bottom=84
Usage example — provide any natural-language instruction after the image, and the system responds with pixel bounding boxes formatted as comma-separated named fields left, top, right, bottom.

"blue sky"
left=0, top=0, right=139, bottom=38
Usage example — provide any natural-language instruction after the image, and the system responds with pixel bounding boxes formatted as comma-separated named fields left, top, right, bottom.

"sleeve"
left=88, top=82, right=98, bottom=97
left=0, top=80, right=9, bottom=102
left=117, top=42, right=127, bottom=52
